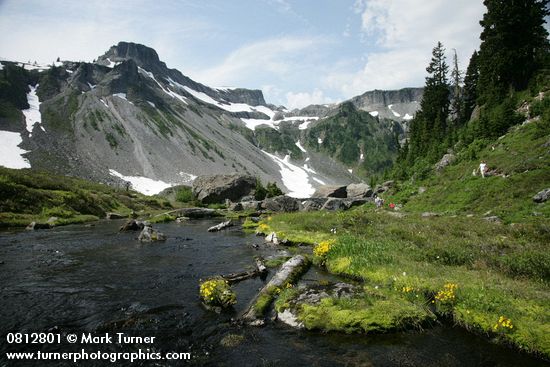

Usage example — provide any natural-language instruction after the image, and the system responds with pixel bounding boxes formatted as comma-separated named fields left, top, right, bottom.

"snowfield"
left=262, top=151, right=315, bottom=198
left=22, top=85, right=44, bottom=136
left=108, top=169, right=172, bottom=195
left=0, top=131, right=31, bottom=169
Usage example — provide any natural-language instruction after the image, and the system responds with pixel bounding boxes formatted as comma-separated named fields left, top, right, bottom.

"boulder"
left=321, top=198, right=347, bottom=211
left=138, top=225, right=166, bottom=242
left=374, top=180, right=395, bottom=194
left=119, top=219, right=146, bottom=231
left=533, top=188, right=550, bottom=203
left=263, top=195, right=301, bottom=212
left=241, top=201, right=263, bottom=211
left=26, top=222, right=51, bottom=230
left=346, top=183, right=373, bottom=198
left=228, top=202, right=243, bottom=211
left=192, top=174, right=256, bottom=204
left=172, top=207, right=218, bottom=219
left=435, top=153, right=456, bottom=171
left=106, top=212, right=127, bottom=220
left=265, top=232, right=279, bottom=245
left=301, top=198, right=327, bottom=212
left=46, top=217, right=58, bottom=224
left=343, top=198, right=368, bottom=209
left=312, top=185, right=347, bottom=198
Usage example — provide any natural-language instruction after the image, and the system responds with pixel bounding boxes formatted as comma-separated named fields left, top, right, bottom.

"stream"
left=0, top=219, right=547, bottom=366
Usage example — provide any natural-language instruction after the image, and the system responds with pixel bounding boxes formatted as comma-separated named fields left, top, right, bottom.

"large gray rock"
left=346, top=183, right=373, bottom=198
left=172, top=207, right=218, bottom=218
left=263, top=195, right=301, bottom=212
left=192, top=174, right=256, bottom=204
left=343, top=198, right=368, bottom=209
left=138, top=225, right=166, bottom=242
left=312, top=185, right=347, bottom=198
left=301, top=198, right=328, bottom=211
left=533, top=188, right=550, bottom=203
left=435, top=153, right=456, bottom=171
left=321, top=198, right=347, bottom=211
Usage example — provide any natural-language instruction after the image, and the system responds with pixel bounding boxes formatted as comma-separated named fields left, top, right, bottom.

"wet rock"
left=533, top=188, right=550, bottom=203
left=172, top=207, right=218, bottom=218
left=119, top=219, right=145, bottom=231
left=265, top=232, right=279, bottom=245
left=220, top=334, right=245, bottom=348
left=192, top=174, right=256, bottom=204
left=138, top=225, right=167, bottom=242
left=263, top=195, right=301, bottom=212
left=106, top=212, right=127, bottom=219
left=312, top=185, right=347, bottom=198
left=26, top=222, right=51, bottom=230
left=346, top=183, right=373, bottom=198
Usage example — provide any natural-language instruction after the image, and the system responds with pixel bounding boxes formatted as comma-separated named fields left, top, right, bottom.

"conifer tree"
left=477, top=0, right=549, bottom=103
left=450, top=49, right=463, bottom=124
left=462, top=51, right=479, bottom=124
left=408, top=41, right=450, bottom=160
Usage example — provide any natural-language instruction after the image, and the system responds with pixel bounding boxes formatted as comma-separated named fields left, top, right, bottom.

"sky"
left=0, top=0, right=493, bottom=109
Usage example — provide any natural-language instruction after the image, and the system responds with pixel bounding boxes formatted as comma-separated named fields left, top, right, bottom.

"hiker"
left=479, top=161, right=487, bottom=178
left=389, top=203, right=396, bottom=210
left=374, top=196, right=384, bottom=208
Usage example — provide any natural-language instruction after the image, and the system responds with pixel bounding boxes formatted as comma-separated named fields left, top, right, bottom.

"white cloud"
left=188, top=35, right=330, bottom=88
left=285, top=89, right=333, bottom=110
left=327, top=0, right=485, bottom=96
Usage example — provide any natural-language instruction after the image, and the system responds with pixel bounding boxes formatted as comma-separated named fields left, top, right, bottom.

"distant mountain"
left=0, top=41, right=422, bottom=196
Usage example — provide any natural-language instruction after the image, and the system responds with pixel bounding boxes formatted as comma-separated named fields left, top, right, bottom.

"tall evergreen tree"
left=450, top=49, right=463, bottom=124
left=408, top=41, right=450, bottom=160
left=477, top=0, right=549, bottom=103
left=462, top=51, right=479, bottom=124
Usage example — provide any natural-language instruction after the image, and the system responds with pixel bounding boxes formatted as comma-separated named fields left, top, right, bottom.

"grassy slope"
left=388, top=121, right=550, bottom=223
left=0, top=167, right=173, bottom=227
left=259, top=119, right=550, bottom=357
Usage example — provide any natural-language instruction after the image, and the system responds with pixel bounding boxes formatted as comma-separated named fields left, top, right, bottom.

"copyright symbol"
left=66, top=334, right=78, bottom=343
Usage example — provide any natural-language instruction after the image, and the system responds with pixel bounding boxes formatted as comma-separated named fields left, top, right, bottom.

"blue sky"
left=0, top=0, right=494, bottom=108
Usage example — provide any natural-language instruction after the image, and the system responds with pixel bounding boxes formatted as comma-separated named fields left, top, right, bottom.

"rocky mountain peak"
left=98, top=41, right=167, bottom=72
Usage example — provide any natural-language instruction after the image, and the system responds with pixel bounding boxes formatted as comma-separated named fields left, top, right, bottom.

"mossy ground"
left=0, top=167, right=173, bottom=227
left=262, top=206, right=550, bottom=357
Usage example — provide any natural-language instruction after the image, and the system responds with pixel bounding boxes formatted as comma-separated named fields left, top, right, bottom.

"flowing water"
left=0, top=219, right=547, bottom=366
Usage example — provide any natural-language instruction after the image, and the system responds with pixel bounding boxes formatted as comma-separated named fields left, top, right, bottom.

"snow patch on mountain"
left=262, top=151, right=315, bottom=198
left=388, top=104, right=401, bottom=117
left=108, top=169, right=172, bottom=195
left=113, top=93, right=133, bottom=105
left=138, top=68, right=188, bottom=104
left=369, top=111, right=379, bottom=117
left=0, top=131, right=31, bottom=169
left=403, top=113, right=413, bottom=120
left=295, top=141, right=307, bottom=153
left=22, top=85, right=44, bottom=136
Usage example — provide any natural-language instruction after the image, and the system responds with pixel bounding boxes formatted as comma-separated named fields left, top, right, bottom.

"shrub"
left=175, top=186, right=194, bottom=202
left=199, top=278, right=236, bottom=308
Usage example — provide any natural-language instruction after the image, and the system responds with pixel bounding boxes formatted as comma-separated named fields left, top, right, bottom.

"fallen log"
left=242, top=255, right=310, bottom=322
left=221, top=257, right=267, bottom=284
left=208, top=220, right=233, bottom=232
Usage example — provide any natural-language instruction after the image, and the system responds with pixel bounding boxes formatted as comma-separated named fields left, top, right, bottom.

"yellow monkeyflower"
left=313, top=240, right=335, bottom=258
